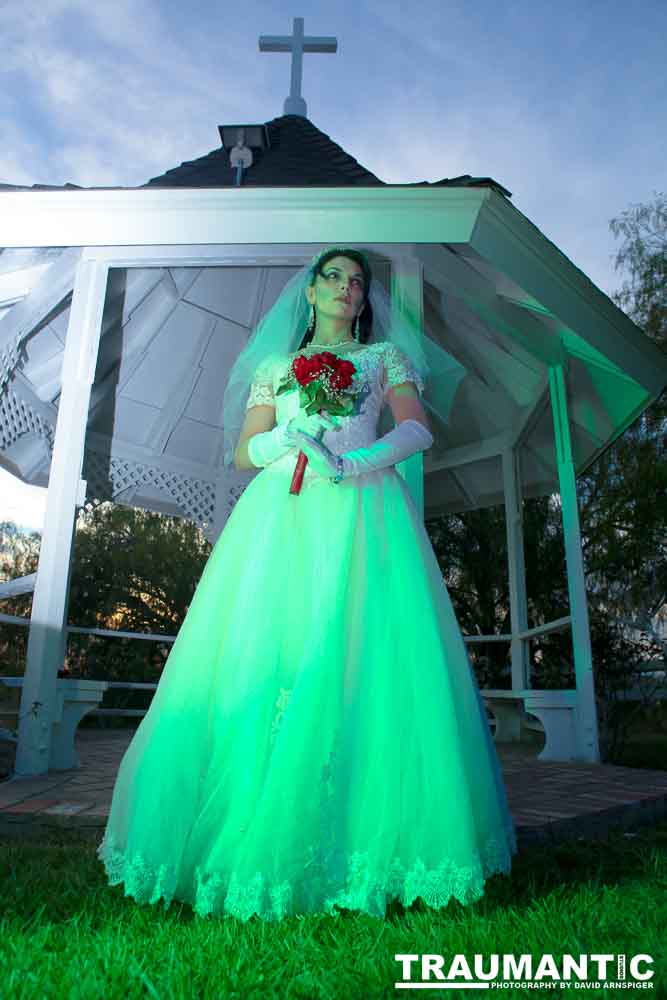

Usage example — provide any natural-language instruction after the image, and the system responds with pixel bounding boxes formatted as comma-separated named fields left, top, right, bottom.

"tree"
left=0, top=502, right=212, bottom=694
left=0, top=521, right=41, bottom=674
left=585, top=191, right=667, bottom=629
left=67, top=501, right=212, bottom=685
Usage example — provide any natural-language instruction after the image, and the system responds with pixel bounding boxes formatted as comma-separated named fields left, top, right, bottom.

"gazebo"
left=1, top=19, right=666, bottom=778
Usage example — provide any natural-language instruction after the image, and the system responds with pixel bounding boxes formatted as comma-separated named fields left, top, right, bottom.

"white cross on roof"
left=259, top=17, right=338, bottom=117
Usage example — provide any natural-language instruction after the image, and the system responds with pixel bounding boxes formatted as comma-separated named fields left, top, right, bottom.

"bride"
left=97, top=247, right=518, bottom=922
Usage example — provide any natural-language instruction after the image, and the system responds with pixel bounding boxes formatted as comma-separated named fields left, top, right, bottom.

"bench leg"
left=50, top=701, right=99, bottom=771
left=487, top=701, right=523, bottom=742
left=528, top=707, right=576, bottom=762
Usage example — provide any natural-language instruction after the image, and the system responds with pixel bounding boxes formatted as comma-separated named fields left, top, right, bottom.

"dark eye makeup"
left=323, top=268, right=363, bottom=285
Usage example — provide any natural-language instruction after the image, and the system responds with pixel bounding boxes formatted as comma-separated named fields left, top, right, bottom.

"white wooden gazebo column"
left=14, top=257, right=107, bottom=776
left=548, top=361, right=601, bottom=763
left=390, top=251, right=425, bottom=519
left=502, top=444, right=530, bottom=694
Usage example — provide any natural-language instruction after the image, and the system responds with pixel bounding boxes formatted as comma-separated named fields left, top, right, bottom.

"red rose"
left=291, top=352, right=356, bottom=388
left=292, top=355, right=323, bottom=384
left=330, top=360, right=355, bottom=390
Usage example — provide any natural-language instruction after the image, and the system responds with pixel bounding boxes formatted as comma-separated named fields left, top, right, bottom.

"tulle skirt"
left=97, top=461, right=518, bottom=921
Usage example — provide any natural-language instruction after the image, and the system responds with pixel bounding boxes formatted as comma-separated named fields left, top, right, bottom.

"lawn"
left=0, top=819, right=665, bottom=998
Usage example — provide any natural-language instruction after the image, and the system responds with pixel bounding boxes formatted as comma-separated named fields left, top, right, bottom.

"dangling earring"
left=354, top=308, right=363, bottom=341
left=308, top=304, right=315, bottom=335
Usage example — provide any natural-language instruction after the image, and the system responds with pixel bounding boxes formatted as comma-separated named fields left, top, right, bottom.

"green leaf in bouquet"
left=321, top=396, right=355, bottom=417
left=276, top=372, right=297, bottom=396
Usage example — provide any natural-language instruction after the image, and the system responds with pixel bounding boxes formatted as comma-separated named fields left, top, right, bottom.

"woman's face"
left=306, top=255, right=366, bottom=323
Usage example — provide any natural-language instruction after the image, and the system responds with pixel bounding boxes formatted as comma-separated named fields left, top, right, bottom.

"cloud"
left=1, top=0, right=268, bottom=187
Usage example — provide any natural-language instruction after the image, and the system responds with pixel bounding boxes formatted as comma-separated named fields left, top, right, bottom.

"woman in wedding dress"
left=97, top=247, right=517, bottom=922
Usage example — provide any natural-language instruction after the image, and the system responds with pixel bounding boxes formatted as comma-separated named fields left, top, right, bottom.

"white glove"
left=247, top=411, right=337, bottom=468
left=291, top=418, right=433, bottom=479
left=286, top=410, right=338, bottom=440
left=340, top=418, right=433, bottom=476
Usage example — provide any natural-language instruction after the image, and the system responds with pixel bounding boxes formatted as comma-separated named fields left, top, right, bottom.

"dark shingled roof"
left=0, top=114, right=512, bottom=198
left=144, top=114, right=383, bottom=188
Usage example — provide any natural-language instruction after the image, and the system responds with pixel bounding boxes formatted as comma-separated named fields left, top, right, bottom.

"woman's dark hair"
left=298, top=248, right=374, bottom=349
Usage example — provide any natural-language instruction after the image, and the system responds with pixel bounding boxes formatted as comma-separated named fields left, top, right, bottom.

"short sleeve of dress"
left=245, top=355, right=277, bottom=410
left=381, top=342, right=426, bottom=400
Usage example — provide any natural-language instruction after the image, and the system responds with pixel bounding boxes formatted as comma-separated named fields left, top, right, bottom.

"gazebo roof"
left=0, top=116, right=664, bottom=539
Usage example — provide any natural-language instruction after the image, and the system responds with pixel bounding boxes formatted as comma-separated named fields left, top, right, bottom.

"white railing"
left=2, top=577, right=664, bottom=763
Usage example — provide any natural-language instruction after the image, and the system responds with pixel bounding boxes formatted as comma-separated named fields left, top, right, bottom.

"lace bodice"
left=245, top=341, right=425, bottom=484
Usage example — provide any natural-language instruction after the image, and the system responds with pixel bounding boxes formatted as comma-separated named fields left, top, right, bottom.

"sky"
left=0, top=0, right=665, bottom=534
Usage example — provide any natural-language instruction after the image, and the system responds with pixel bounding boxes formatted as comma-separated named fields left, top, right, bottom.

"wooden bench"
left=0, top=676, right=109, bottom=771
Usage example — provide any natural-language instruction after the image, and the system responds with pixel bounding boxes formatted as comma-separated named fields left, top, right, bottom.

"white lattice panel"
left=0, top=385, right=54, bottom=454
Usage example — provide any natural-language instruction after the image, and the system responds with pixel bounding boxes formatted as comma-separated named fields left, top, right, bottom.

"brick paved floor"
left=1, top=729, right=666, bottom=847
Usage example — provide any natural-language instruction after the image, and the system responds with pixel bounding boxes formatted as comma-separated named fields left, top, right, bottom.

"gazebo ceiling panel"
left=119, top=302, right=213, bottom=408
left=424, top=454, right=505, bottom=516
left=261, top=265, right=304, bottom=314
left=182, top=266, right=264, bottom=327
left=88, top=394, right=158, bottom=449
left=105, top=268, right=167, bottom=328
left=449, top=244, right=556, bottom=316
left=1, top=430, right=47, bottom=483
left=20, top=323, right=66, bottom=386
left=566, top=353, right=646, bottom=454
left=185, top=352, right=228, bottom=427
left=200, top=316, right=248, bottom=376
left=167, top=267, right=209, bottom=298
left=163, top=417, right=221, bottom=465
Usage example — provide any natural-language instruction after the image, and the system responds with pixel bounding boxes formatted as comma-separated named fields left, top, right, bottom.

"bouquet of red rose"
left=276, top=350, right=359, bottom=494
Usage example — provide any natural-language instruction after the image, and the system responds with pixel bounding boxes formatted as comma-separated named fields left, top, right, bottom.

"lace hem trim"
left=96, top=824, right=518, bottom=923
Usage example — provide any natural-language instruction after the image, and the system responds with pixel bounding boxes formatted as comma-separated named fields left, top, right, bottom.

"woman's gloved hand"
left=247, top=410, right=339, bottom=469
left=285, top=410, right=339, bottom=442
left=288, top=431, right=341, bottom=478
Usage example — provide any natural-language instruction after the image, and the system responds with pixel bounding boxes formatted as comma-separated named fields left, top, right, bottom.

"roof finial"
left=259, top=17, right=337, bottom=117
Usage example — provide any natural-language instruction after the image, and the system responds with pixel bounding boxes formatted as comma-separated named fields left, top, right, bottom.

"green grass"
left=0, top=821, right=665, bottom=999
left=610, top=730, right=667, bottom=770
